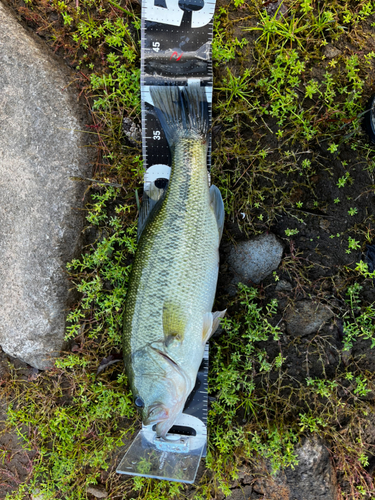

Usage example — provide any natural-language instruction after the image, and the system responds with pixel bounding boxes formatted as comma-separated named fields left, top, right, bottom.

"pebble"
left=323, top=44, right=341, bottom=59
left=87, top=486, right=108, bottom=499
left=284, top=300, right=334, bottom=337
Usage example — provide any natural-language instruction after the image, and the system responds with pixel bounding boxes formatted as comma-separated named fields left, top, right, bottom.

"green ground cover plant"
left=1, top=0, right=375, bottom=498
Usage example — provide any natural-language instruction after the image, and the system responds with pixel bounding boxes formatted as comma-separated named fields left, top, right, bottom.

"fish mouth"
left=155, top=418, right=177, bottom=439
left=145, top=403, right=184, bottom=439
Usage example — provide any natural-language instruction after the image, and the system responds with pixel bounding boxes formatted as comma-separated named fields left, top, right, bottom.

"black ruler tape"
left=141, top=0, right=215, bottom=174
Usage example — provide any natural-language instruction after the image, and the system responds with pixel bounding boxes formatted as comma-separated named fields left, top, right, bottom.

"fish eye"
left=135, top=396, right=144, bottom=408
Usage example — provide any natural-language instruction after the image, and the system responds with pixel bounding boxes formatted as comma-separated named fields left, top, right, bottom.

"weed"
left=285, top=228, right=299, bottom=237
left=346, top=236, right=361, bottom=253
left=2, top=0, right=375, bottom=497
left=66, top=187, right=136, bottom=345
left=341, top=282, right=375, bottom=351
left=348, top=207, right=358, bottom=216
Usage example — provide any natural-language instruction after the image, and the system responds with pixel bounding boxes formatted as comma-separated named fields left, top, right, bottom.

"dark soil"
left=1, top=0, right=375, bottom=498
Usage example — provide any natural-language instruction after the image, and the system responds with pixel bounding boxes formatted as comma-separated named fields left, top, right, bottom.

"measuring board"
left=116, top=0, right=216, bottom=484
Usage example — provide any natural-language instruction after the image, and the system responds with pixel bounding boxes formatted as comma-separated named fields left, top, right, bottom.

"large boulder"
left=249, top=437, right=337, bottom=500
left=0, top=2, right=92, bottom=369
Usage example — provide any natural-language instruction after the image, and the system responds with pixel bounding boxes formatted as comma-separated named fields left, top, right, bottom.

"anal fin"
left=202, top=310, right=227, bottom=344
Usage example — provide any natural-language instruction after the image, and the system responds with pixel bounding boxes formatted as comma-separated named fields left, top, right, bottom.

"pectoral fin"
left=210, top=185, right=225, bottom=241
left=202, top=310, right=227, bottom=344
left=162, top=301, right=187, bottom=346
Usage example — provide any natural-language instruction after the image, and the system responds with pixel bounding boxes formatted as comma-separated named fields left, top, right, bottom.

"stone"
left=284, top=437, right=337, bottom=500
left=247, top=438, right=337, bottom=500
left=322, top=44, right=341, bottom=59
left=284, top=300, right=334, bottom=337
left=225, top=485, right=252, bottom=499
left=0, top=2, right=92, bottom=370
left=275, top=279, right=292, bottom=293
left=86, top=486, right=108, bottom=499
left=227, top=233, right=284, bottom=287
left=265, top=0, right=287, bottom=19
left=252, top=474, right=290, bottom=499
left=31, top=490, right=46, bottom=500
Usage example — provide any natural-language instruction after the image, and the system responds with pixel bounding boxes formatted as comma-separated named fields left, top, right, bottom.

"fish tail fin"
left=150, top=83, right=209, bottom=148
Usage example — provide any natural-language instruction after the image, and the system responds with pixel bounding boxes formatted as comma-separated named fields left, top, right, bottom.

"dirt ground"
left=1, top=0, right=375, bottom=498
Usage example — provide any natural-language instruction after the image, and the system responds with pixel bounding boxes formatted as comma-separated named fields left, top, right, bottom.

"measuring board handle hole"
left=154, top=178, right=169, bottom=189
left=152, top=424, right=197, bottom=436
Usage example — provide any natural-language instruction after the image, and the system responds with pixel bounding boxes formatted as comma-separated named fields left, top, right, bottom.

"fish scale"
left=124, top=138, right=218, bottom=362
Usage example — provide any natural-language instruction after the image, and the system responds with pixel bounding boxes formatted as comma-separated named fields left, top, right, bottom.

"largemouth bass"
left=123, top=83, right=225, bottom=438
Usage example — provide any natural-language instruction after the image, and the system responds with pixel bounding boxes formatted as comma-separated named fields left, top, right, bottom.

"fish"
left=122, top=83, right=225, bottom=438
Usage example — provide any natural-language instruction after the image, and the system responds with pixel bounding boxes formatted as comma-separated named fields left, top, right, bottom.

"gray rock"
left=275, top=279, right=292, bottom=293
left=0, top=2, right=92, bottom=369
left=31, top=490, right=46, bottom=500
left=265, top=0, right=287, bottom=19
left=248, top=438, right=337, bottom=500
left=322, top=44, right=341, bottom=59
left=252, top=472, right=290, bottom=499
left=284, top=300, right=333, bottom=337
left=86, top=486, right=108, bottom=499
left=285, top=437, right=337, bottom=500
left=227, top=233, right=284, bottom=286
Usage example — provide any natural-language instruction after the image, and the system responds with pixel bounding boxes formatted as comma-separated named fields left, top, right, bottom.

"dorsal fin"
left=137, top=187, right=166, bottom=242
left=209, top=185, right=225, bottom=241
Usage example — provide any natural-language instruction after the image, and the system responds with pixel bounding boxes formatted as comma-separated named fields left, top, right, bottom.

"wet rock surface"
left=0, top=1, right=92, bottom=369
left=226, top=233, right=284, bottom=291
